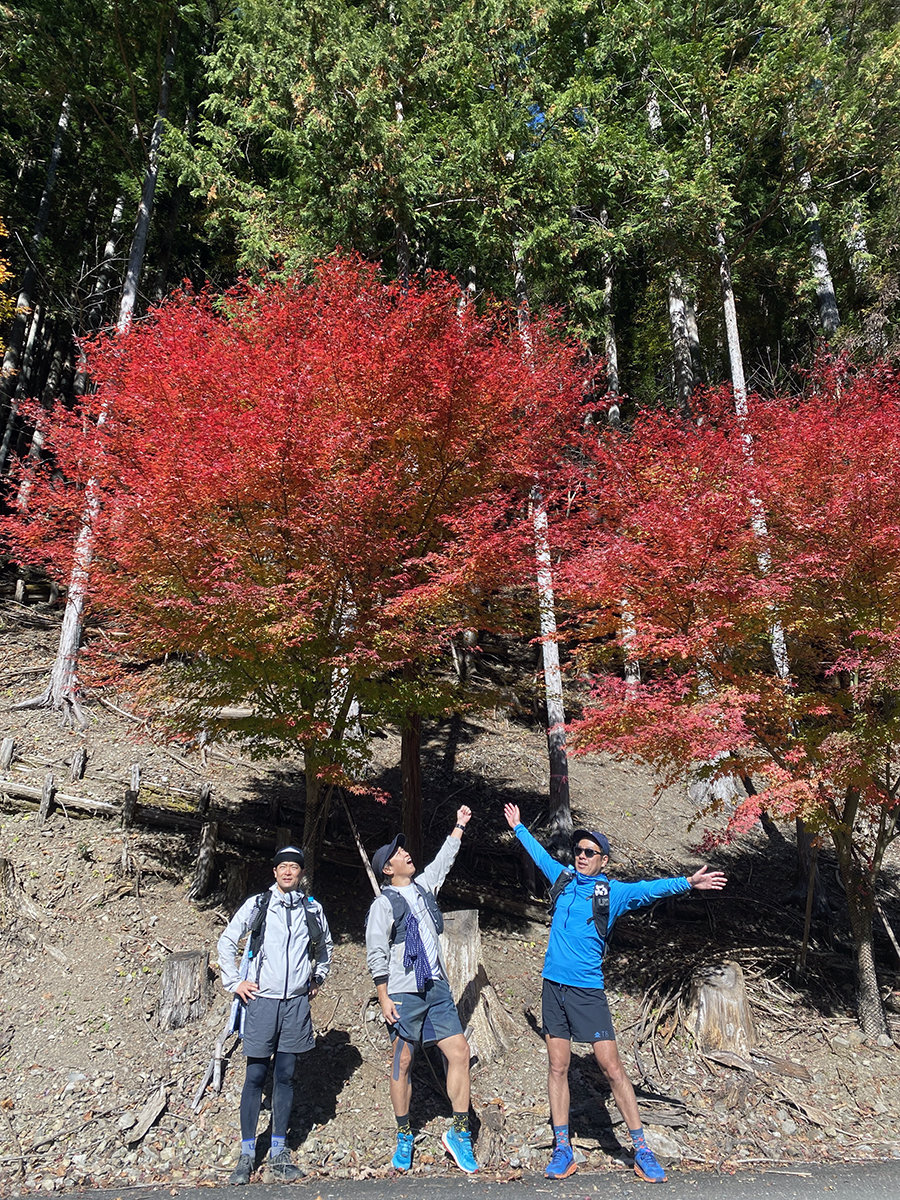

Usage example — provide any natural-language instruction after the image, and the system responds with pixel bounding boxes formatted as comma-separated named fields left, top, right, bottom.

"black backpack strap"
left=548, top=870, right=575, bottom=915
left=414, top=882, right=444, bottom=935
left=247, top=892, right=269, bottom=961
left=302, top=896, right=324, bottom=961
left=384, top=888, right=409, bottom=945
left=589, top=877, right=610, bottom=942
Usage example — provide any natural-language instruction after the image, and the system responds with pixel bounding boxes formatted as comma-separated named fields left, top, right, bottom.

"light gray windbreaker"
left=365, top=834, right=460, bottom=994
left=217, top=884, right=333, bottom=999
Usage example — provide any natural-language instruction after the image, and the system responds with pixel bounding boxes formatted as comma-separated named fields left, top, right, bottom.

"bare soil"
left=1, top=596, right=900, bottom=1195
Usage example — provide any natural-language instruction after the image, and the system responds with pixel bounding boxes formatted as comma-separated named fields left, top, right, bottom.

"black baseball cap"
left=372, top=834, right=405, bottom=879
left=572, top=829, right=611, bottom=857
left=273, top=845, right=305, bottom=868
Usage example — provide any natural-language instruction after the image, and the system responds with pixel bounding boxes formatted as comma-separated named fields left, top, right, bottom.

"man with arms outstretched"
left=365, top=806, right=478, bottom=1175
left=504, top=803, right=726, bottom=1183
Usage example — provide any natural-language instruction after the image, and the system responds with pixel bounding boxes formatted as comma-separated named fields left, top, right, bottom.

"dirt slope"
left=1, top=598, right=900, bottom=1194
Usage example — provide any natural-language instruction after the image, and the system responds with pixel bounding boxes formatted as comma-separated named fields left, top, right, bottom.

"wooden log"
left=0, top=781, right=117, bottom=816
left=38, top=772, right=55, bottom=825
left=158, top=949, right=211, bottom=1029
left=187, top=820, right=218, bottom=901
left=0, top=738, right=15, bottom=771
left=684, top=960, right=757, bottom=1055
left=1, top=856, right=46, bottom=926
left=69, top=747, right=88, bottom=782
left=441, top=908, right=521, bottom=1064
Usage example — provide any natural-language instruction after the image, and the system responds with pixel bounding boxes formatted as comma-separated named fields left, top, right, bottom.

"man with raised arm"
left=217, top=846, right=333, bottom=1185
left=503, top=803, right=726, bottom=1184
left=365, top=805, right=478, bottom=1175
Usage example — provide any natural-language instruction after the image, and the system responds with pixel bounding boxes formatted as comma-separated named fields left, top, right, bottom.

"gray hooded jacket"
left=217, top=884, right=333, bottom=999
left=365, top=834, right=460, bottom=994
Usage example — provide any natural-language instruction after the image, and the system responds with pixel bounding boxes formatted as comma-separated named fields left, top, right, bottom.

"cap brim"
left=572, top=829, right=608, bottom=853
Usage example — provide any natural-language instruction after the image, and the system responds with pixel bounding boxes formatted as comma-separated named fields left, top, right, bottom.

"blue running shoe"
left=441, top=1128, right=479, bottom=1173
left=633, top=1146, right=667, bottom=1183
left=545, top=1144, right=577, bottom=1179
left=391, top=1130, right=414, bottom=1171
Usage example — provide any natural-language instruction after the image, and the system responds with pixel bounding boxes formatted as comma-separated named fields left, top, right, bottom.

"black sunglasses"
left=575, top=844, right=603, bottom=858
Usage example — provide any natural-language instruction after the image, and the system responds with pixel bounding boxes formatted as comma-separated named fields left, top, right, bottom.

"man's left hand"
left=688, top=865, right=727, bottom=890
left=455, top=805, right=472, bottom=829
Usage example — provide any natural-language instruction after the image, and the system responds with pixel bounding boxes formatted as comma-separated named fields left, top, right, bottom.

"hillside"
left=2, top=596, right=900, bottom=1193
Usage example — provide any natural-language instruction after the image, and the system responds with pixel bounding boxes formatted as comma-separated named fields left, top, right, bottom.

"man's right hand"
left=234, top=980, right=259, bottom=1003
left=503, top=803, right=521, bottom=830
left=380, top=996, right=400, bottom=1025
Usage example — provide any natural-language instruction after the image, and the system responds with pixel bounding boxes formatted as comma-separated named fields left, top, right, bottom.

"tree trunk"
left=441, top=909, right=520, bottom=1063
left=834, top=836, right=888, bottom=1040
left=533, top=493, right=572, bottom=845
left=685, top=960, right=757, bottom=1055
left=799, top=171, right=840, bottom=338
left=401, top=712, right=423, bottom=870
left=300, top=759, right=333, bottom=887
left=187, top=820, right=218, bottom=901
left=667, top=271, right=695, bottom=418
left=22, top=30, right=177, bottom=721
left=599, top=209, right=620, bottom=421
left=158, top=950, right=211, bottom=1029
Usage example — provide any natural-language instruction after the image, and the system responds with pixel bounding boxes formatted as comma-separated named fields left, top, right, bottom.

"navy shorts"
left=242, top=994, right=314, bottom=1057
left=388, top=978, right=464, bottom=1046
left=542, top=978, right=616, bottom=1044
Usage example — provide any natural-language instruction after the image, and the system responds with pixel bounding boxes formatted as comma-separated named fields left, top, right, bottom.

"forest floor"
left=1, top=594, right=900, bottom=1195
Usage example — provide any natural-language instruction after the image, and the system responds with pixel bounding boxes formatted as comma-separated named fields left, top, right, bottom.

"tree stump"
left=187, top=821, right=218, bottom=901
left=0, top=738, right=15, bottom=771
left=684, top=960, right=757, bottom=1055
left=225, top=860, right=249, bottom=910
left=69, top=747, right=88, bottom=782
left=158, top=950, right=211, bottom=1029
left=197, top=782, right=212, bottom=816
left=38, top=773, right=55, bottom=825
left=441, top=909, right=521, bottom=1063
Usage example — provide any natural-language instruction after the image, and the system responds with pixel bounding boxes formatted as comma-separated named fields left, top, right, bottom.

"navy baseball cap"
left=572, top=829, right=611, bottom=857
left=372, top=834, right=406, bottom=879
left=273, top=845, right=305, bottom=868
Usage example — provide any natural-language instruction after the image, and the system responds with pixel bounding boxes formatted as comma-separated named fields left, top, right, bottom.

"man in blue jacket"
left=504, top=803, right=726, bottom=1184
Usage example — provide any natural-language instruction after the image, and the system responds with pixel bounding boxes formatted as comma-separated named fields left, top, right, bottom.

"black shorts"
left=242, top=994, right=314, bottom=1057
left=541, top=978, right=616, bottom=1044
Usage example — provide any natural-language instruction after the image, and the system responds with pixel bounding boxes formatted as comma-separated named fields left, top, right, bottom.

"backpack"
left=548, top=871, right=610, bottom=944
left=382, top=883, right=444, bottom=945
left=246, top=890, right=325, bottom=964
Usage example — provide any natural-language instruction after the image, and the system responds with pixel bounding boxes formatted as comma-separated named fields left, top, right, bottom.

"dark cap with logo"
left=572, top=829, right=611, bottom=857
left=273, top=845, right=305, bottom=868
left=372, top=834, right=406, bottom=879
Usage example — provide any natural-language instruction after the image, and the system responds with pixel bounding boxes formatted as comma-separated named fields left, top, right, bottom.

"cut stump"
left=441, top=908, right=521, bottom=1064
left=684, top=959, right=757, bottom=1055
left=158, top=949, right=211, bottom=1029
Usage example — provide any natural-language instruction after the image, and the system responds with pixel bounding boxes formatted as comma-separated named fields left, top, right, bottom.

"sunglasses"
left=575, top=844, right=604, bottom=858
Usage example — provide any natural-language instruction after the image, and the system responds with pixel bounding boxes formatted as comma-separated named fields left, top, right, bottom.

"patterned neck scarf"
left=402, top=912, right=434, bottom=990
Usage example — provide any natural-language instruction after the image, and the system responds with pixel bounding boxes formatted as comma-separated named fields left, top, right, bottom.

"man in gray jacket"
left=365, top=805, right=477, bottom=1175
left=217, top=846, right=333, bottom=1185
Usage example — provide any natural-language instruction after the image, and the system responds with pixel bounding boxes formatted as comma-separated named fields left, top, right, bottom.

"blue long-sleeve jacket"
left=515, top=823, right=691, bottom=988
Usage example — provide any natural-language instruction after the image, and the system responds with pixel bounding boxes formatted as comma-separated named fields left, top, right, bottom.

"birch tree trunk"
left=799, top=171, right=840, bottom=338
left=599, top=209, right=620, bottom=425
left=514, top=244, right=572, bottom=841
left=401, top=712, right=424, bottom=870
left=15, top=28, right=177, bottom=722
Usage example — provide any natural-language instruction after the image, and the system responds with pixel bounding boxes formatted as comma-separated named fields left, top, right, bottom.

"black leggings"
left=239, top=1052, right=297, bottom=1141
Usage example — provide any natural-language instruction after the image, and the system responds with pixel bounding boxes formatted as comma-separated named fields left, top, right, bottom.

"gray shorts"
left=242, top=994, right=314, bottom=1057
left=542, top=978, right=616, bottom=1044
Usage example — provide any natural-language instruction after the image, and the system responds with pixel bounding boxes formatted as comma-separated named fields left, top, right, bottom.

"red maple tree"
left=561, top=362, right=900, bottom=1038
left=4, top=256, right=589, bottom=875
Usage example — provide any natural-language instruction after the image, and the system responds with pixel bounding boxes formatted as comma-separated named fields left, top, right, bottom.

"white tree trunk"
left=18, top=30, right=176, bottom=722
left=599, top=209, right=620, bottom=423
left=799, top=170, right=840, bottom=338
left=667, top=271, right=695, bottom=416
left=533, top=493, right=572, bottom=841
